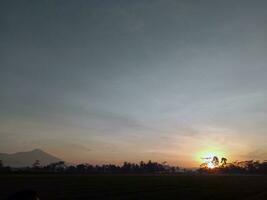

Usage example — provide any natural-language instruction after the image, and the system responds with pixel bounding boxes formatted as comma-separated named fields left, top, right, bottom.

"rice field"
left=0, top=174, right=267, bottom=200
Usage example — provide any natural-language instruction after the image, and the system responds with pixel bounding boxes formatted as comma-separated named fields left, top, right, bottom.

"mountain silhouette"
left=0, top=149, right=63, bottom=167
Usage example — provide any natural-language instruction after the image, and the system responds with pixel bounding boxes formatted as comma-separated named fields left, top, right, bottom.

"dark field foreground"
left=0, top=174, right=267, bottom=200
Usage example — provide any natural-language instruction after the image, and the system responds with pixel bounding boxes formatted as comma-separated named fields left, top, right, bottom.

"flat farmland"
left=0, top=174, right=267, bottom=200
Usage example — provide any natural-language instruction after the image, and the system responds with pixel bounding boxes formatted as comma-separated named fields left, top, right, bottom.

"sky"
left=1, top=0, right=267, bottom=167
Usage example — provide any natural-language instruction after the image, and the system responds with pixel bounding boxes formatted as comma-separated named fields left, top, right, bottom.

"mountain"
left=0, top=149, right=63, bottom=167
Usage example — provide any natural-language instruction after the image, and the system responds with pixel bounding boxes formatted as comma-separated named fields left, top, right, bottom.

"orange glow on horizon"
left=194, top=147, right=229, bottom=168
left=207, top=162, right=215, bottom=169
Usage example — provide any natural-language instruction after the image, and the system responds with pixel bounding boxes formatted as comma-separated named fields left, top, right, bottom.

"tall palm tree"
left=212, top=156, right=219, bottom=166
left=221, top=157, right=227, bottom=166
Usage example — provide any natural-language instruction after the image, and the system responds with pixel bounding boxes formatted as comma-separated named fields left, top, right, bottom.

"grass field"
left=0, top=174, right=267, bottom=200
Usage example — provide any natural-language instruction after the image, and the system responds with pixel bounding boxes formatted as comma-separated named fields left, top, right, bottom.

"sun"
left=207, top=162, right=215, bottom=169
left=197, top=150, right=225, bottom=161
left=195, top=149, right=227, bottom=168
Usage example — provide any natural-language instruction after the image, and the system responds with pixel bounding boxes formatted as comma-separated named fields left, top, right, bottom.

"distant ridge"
left=0, top=149, right=63, bottom=167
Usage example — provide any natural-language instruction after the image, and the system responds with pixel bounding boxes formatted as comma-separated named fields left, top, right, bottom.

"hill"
left=0, top=149, right=62, bottom=167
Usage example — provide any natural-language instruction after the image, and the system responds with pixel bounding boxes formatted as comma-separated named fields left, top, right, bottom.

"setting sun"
left=194, top=148, right=229, bottom=169
left=207, top=162, right=215, bottom=169
left=196, top=150, right=226, bottom=162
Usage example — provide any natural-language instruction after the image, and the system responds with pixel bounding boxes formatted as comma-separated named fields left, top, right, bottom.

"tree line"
left=199, top=156, right=267, bottom=174
left=1, top=158, right=267, bottom=174
left=0, top=160, right=180, bottom=174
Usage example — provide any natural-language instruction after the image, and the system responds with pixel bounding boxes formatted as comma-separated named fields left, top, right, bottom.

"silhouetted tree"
left=221, top=157, right=227, bottom=166
left=200, top=163, right=208, bottom=169
left=76, top=164, right=88, bottom=173
left=44, top=161, right=66, bottom=172
left=32, top=160, right=40, bottom=169
left=212, top=156, right=219, bottom=167
left=0, top=160, right=11, bottom=173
